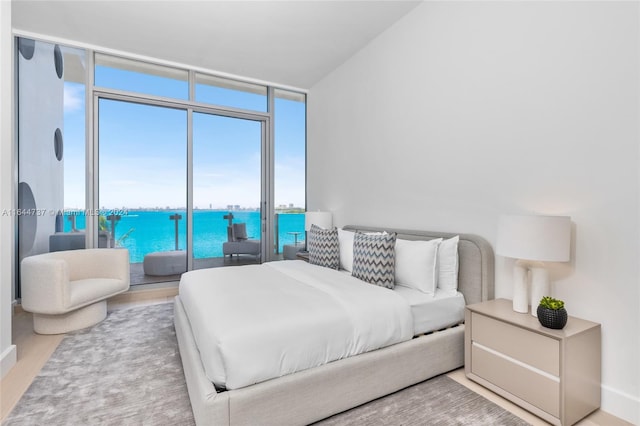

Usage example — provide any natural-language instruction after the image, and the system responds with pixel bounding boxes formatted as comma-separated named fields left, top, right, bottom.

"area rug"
left=314, top=374, right=530, bottom=425
left=4, top=303, right=530, bottom=426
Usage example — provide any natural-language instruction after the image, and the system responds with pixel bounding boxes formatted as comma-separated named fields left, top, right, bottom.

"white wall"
left=0, top=0, right=17, bottom=378
left=308, top=2, right=639, bottom=423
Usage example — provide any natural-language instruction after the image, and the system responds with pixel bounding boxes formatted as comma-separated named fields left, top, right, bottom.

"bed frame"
left=174, top=225, right=495, bottom=425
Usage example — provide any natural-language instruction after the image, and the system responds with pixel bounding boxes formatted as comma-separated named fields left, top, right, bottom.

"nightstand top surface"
left=295, top=251, right=310, bottom=261
left=467, top=298, right=600, bottom=338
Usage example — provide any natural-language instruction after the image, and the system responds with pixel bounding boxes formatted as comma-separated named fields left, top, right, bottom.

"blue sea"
left=64, top=210, right=304, bottom=263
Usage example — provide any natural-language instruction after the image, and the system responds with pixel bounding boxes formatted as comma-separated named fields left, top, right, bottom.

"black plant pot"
left=537, top=306, right=568, bottom=329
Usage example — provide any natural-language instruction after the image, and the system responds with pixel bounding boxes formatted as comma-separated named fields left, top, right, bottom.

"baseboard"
left=0, top=344, right=16, bottom=379
left=602, top=383, right=640, bottom=425
left=107, top=284, right=179, bottom=305
left=12, top=303, right=25, bottom=314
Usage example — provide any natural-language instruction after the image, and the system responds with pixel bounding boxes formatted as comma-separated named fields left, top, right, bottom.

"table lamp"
left=496, top=214, right=571, bottom=316
left=304, top=211, right=333, bottom=250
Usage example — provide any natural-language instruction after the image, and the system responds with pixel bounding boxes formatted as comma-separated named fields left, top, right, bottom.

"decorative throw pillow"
left=308, top=224, right=339, bottom=269
left=352, top=232, right=397, bottom=289
left=437, top=235, right=460, bottom=295
left=338, top=229, right=388, bottom=272
left=394, top=237, right=443, bottom=294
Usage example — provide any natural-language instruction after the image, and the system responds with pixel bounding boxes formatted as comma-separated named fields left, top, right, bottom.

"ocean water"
left=64, top=210, right=304, bottom=263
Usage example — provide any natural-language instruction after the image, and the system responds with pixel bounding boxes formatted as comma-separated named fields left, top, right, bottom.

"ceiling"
left=11, top=0, right=422, bottom=90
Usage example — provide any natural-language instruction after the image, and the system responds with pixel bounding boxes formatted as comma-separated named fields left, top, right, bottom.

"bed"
left=174, top=225, right=495, bottom=425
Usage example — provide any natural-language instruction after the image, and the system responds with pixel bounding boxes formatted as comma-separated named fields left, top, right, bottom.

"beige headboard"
left=342, top=225, right=495, bottom=305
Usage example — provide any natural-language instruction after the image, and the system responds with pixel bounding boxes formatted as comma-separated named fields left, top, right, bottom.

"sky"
left=63, top=61, right=306, bottom=210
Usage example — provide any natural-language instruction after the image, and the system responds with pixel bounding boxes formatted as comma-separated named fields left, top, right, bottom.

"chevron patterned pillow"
left=308, top=224, right=340, bottom=269
left=352, top=232, right=397, bottom=288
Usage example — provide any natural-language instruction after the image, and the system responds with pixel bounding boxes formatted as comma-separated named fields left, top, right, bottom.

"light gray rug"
left=4, top=303, right=531, bottom=426
left=4, top=303, right=194, bottom=426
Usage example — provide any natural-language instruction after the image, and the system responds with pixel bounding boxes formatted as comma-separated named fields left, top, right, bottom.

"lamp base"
left=512, top=260, right=529, bottom=313
left=512, top=260, right=550, bottom=316
left=530, top=264, right=549, bottom=317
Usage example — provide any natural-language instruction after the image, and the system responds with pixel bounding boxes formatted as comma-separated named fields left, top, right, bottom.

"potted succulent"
left=537, top=296, right=568, bottom=329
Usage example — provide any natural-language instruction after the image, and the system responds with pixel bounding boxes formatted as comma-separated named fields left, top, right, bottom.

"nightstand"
left=283, top=244, right=304, bottom=260
left=465, top=298, right=601, bottom=426
left=295, top=251, right=309, bottom=262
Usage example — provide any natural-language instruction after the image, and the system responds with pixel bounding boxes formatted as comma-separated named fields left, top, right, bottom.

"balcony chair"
left=222, top=223, right=261, bottom=259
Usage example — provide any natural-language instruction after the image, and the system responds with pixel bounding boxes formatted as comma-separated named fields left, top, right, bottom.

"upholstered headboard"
left=343, top=225, right=495, bottom=305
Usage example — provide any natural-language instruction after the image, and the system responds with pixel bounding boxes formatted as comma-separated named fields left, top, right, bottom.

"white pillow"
left=437, top=236, right=460, bottom=295
left=337, top=228, right=355, bottom=272
left=394, top=238, right=443, bottom=294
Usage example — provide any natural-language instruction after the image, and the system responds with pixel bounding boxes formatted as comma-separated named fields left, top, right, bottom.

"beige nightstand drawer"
left=472, top=343, right=560, bottom=417
left=471, top=312, right=559, bottom=376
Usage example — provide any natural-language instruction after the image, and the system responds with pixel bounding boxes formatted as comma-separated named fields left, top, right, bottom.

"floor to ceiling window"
left=16, top=36, right=306, bottom=290
left=273, top=89, right=306, bottom=256
left=15, top=38, right=86, bottom=297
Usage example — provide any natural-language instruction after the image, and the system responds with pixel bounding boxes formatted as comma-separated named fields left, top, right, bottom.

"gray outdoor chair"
left=222, top=223, right=260, bottom=259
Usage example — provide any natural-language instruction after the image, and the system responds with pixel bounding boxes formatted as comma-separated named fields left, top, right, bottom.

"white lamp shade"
left=496, top=215, right=571, bottom=262
left=305, top=211, right=332, bottom=231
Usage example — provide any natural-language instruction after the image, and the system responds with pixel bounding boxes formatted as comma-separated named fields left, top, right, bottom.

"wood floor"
left=0, top=286, right=632, bottom=425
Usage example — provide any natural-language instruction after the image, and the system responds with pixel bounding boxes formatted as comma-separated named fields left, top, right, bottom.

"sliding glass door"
left=98, top=98, right=187, bottom=284
left=97, top=96, right=267, bottom=284
left=192, top=113, right=263, bottom=269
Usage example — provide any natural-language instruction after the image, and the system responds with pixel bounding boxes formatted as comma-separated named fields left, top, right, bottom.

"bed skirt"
left=174, top=295, right=465, bottom=426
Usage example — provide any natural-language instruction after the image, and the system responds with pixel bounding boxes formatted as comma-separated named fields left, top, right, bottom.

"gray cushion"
left=352, top=232, right=397, bottom=288
left=223, top=240, right=260, bottom=256
left=308, top=224, right=339, bottom=269
left=232, top=223, right=248, bottom=241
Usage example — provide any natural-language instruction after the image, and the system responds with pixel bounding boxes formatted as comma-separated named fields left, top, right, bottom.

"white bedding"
left=393, top=285, right=466, bottom=334
left=179, top=260, right=414, bottom=390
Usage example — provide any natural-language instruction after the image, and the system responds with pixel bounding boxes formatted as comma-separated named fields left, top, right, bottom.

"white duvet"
left=179, top=260, right=414, bottom=390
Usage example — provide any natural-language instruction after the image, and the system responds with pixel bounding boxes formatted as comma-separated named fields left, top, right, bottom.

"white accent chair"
left=21, top=248, right=130, bottom=334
